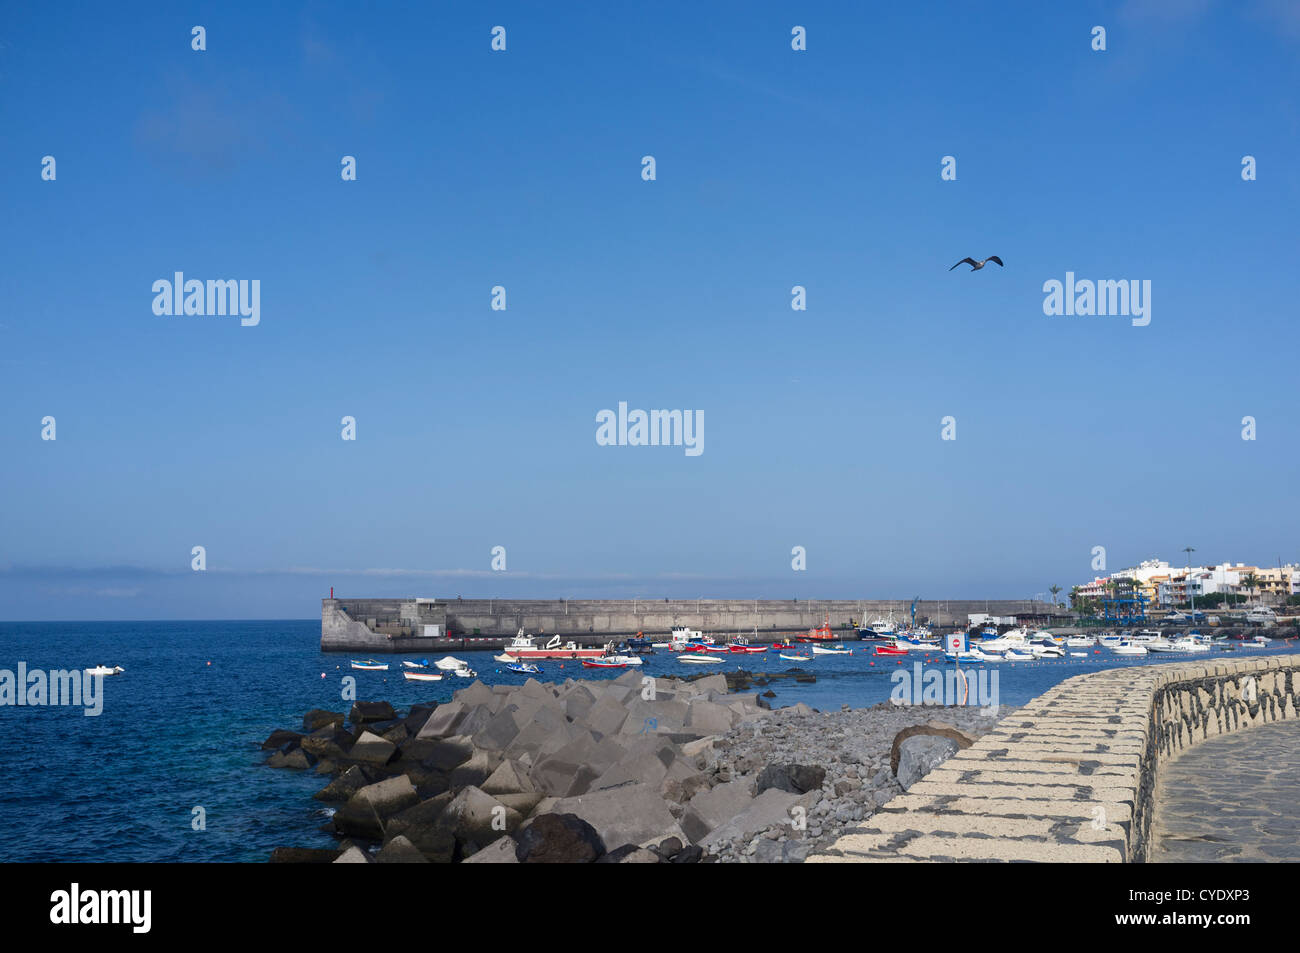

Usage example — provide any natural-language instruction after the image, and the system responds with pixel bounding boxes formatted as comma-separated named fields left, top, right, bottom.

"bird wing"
left=949, top=258, right=978, bottom=271
left=986, top=256, right=1004, bottom=267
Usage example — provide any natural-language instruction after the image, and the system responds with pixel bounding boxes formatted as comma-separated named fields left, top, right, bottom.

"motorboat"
left=779, top=652, right=811, bottom=662
left=1002, top=651, right=1032, bottom=661
left=582, top=658, right=627, bottom=669
left=351, top=659, right=389, bottom=671
left=504, top=661, right=542, bottom=675
left=451, top=664, right=477, bottom=678
left=1112, top=641, right=1148, bottom=656
left=874, top=645, right=908, bottom=657
left=85, top=665, right=124, bottom=677
left=1170, top=638, right=1209, bottom=653
left=601, top=653, right=644, bottom=666
left=677, top=654, right=721, bottom=664
left=1145, top=638, right=1179, bottom=652
left=403, top=670, right=443, bottom=682
left=812, top=645, right=852, bottom=655
left=1065, top=635, right=1095, bottom=648
left=401, top=659, right=429, bottom=669
left=1027, top=643, right=1065, bottom=658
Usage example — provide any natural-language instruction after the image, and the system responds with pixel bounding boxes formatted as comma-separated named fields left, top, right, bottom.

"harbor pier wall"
left=320, top=597, right=1064, bottom=653
left=812, top=652, right=1300, bottom=863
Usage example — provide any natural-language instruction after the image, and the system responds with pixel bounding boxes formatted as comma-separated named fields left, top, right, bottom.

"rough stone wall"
left=810, top=652, right=1300, bottom=863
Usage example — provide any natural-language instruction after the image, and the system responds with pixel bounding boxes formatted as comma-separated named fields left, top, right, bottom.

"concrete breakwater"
left=811, top=652, right=1300, bottom=862
left=321, top=597, right=1062, bottom=652
left=261, top=670, right=1014, bottom=863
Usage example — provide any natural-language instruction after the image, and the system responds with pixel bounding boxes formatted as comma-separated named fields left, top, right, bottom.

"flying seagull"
left=949, top=255, right=1003, bottom=271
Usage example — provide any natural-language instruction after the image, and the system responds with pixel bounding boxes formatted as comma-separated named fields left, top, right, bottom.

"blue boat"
left=505, top=661, right=542, bottom=675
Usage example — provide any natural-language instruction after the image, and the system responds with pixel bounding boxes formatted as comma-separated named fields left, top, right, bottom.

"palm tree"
left=1049, top=585, right=1062, bottom=606
left=1243, top=572, right=1259, bottom=606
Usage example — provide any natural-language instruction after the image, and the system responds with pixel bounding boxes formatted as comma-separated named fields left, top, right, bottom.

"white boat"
left=401, top=659, right=429, bottom=669
left=1002, top=651, right=1032, bottom=661
left=678, top=654, right=721, bottom=664
left=1252, top=634, right=1273, bottom=645
left=1065, top=635, right=1095, bottom=648
left=1170, top=638, right=1209, bottom=653
left=351, top=659, right=389, bottom=671
left=451, top=665, right=477, bottom=678
left=812, top=645, right=852, bottom=655
left=1069, top=651, right=1088, bottom=657
left=434, top=656, right=466, bottom=671
left=601, top=654, right=644, bottom=666
left=1028, top=643, right=1065, bottom=658
left=403, top=670, right=443, bottom=682
left=85, top=665, right=124, bottom=677
left=1145, top=638, right=1179, bottom=652
left=494, top=653, right=517, bottom=663
left=1112, top=641, right=1148, bottom=656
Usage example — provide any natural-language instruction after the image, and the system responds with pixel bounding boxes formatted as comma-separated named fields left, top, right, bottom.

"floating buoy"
left=321, top=673, right=326, bottom=679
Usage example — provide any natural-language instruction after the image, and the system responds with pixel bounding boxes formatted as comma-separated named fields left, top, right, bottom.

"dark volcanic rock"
left=755, top=763, right=826, bottom=796
left=349, top=701, right=397, bottom=725
left=303, top=709, right=345, bottom=732
left=261, top=729, right=303, bottom=751
left=515, top=813, right=605, bottom=863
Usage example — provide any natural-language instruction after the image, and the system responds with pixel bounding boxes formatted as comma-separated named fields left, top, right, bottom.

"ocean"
left=1, top=620, right=1292, bottom=862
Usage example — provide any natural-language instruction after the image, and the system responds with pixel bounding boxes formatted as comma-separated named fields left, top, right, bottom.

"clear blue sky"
left=2, top=2, right=1297, bottom=619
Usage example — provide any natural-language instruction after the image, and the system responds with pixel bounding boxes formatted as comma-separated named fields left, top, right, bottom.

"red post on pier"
left=330, top=586, right=334, bottom=599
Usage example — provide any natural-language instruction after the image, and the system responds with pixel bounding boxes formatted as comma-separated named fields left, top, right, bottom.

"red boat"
left=769, top=641, right=795, bottom=651
left=685, top=642, right=730, bottom=654
left=581, top=659, right=627, bottom=669
left=797, top=613, right=836, bottom=642
left=874, top=645, right=908, bottom=656
left=728, top=643, right=768, bottom=654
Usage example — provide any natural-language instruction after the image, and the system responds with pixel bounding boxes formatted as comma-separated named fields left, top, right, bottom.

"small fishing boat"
left=812, top=645, right=852, bottom=655
left=403, top=670, right=443, bottom=682
left=582, top=658, right=627, bottom=669
left=85, top=665, right=124, bottom=677
left=451, top=665, right=477, bottom=678
left=779, top=652, right=811, bottom=662
left=769, top=641, right=796, bottom=651
left=678, top=654, right=721, bottom=664
left=505, top=661, right=542, bottom=675
left=401, top=659, right=430, bottom=669
left=351, top=659, right=389, bottom=671
left=874, top=645, right=908, bottom=657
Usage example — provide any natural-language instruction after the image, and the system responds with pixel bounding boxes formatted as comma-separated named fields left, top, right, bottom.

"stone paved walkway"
left=1150, top=719, right=1300, bottom=862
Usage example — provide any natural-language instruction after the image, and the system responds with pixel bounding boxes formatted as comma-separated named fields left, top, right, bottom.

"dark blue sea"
left=1, top=620, right=1293, bottom=862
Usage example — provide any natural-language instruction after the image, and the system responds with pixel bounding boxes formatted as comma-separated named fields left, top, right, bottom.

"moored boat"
left=403, top=670, right=443, bottom=682
left=401, top=659, right=429, bottom=669
left=85, top=665, right=124, bottom=677
left=504, top=661, right=542, bottom=675
left=678, top=654, right=721, bottom=664
left=351, top=659, right=389, bottom=671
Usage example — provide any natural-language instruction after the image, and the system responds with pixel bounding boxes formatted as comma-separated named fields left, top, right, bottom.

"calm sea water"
left=1, top=620, right=1292, bottom=862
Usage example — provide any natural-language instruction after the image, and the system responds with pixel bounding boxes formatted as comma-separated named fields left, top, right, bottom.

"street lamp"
left=1183, top=546, right=1196, bottom=616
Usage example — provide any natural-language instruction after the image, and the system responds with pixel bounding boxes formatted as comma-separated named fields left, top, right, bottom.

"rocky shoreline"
left=261, top=669, right=1014, bottom=863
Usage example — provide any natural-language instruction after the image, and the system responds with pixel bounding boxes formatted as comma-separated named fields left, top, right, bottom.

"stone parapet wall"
left=810, top=653, right=1300, bottom=863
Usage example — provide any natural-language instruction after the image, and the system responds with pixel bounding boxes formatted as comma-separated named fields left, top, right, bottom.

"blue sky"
left=2, top=1, right=1297, bottom=619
